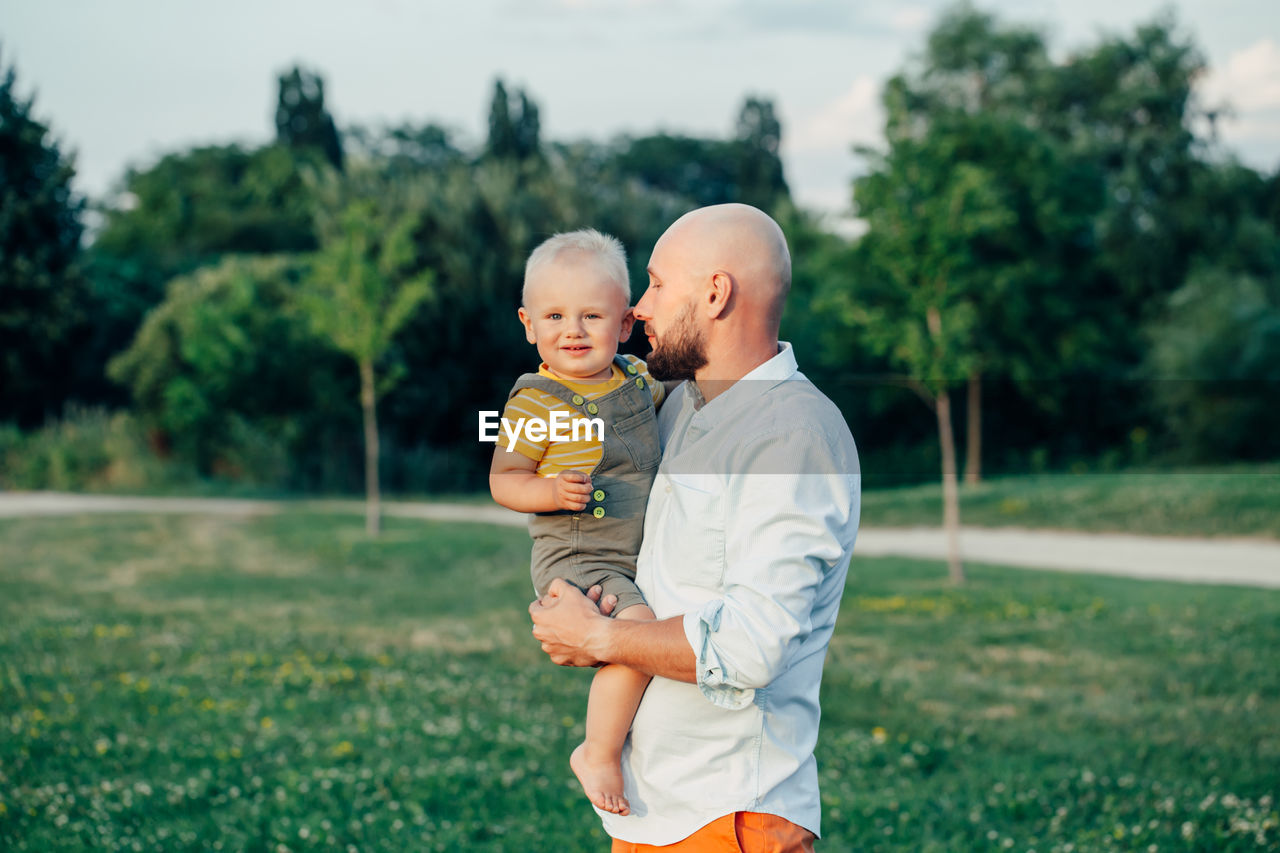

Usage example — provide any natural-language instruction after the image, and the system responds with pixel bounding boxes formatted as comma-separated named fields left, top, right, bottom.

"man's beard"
left=646, top=301, right=708, bottom=382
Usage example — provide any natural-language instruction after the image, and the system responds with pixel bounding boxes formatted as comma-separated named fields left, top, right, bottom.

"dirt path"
left=2, top=491, right=1278, bottom=588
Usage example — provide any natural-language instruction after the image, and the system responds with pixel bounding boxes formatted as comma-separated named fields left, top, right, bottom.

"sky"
left=5, top=0, right=1279, bottom=226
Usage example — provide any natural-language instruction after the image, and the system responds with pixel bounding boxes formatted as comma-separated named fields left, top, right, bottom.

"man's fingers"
left=546, top=577, right=576, bottom=598
left=585, top=585, right=603, bottom=602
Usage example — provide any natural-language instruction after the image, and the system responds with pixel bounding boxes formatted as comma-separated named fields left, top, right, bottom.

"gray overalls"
left=508, top=355, right=660, bottom=616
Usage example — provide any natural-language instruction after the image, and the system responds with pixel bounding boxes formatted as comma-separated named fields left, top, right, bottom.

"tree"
left=275, top=66, right=344, bottom=170
left=879, top=7, right=1111, bottom=485
left=0, top=48, right=86, bottom=427
left=1142, top=159, right=1280, bottom=461
left=107, top=255, right=353, bottom=480
left=300, top=180, right=433, bottom=535
left=485, top=78, right=541, bottom=162
left=84, top=143, right=321, bottom=408
left=1040, top=15, right=1206, bottom=348
left=612, top=134, right=740, bottom=207
left=344, top=121, right=465, bottom=176
left=837, top=118, right=1034, bottom=583
left=733, top=96, right=790, bottom=212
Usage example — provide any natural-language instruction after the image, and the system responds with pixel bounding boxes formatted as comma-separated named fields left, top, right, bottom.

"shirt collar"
left=684, top=341, right=799, bottom=430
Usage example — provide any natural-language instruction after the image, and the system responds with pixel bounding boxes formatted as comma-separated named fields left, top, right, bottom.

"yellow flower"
left=260, top=716, right=274, bottom=730
left=872, top=726, right=888, bottom=743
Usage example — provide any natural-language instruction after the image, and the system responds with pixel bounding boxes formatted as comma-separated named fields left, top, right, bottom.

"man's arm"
left=529, top=578, right=696, bottom=682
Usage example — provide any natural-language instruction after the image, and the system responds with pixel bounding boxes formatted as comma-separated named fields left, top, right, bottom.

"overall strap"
left=507, top=355, right=645, bottom=414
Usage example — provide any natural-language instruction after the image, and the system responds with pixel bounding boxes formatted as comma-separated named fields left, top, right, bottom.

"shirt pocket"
left=662, top=472, right=725, bottom=589
left=611, top=408, right=660, bottom=471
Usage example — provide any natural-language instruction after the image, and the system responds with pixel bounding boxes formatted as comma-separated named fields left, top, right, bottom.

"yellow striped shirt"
left=499, top=355, right=664, bottom=477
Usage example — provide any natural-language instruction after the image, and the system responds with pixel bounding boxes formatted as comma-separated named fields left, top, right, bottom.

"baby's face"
left=519, top=252, right=634, bottom=382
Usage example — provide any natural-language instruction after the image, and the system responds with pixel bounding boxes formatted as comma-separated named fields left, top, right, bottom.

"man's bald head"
left=656, top=203, right=791, bottom=332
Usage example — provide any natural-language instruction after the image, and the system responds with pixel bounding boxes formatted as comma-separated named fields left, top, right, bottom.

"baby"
left=489, top=229, right=663, bottom=816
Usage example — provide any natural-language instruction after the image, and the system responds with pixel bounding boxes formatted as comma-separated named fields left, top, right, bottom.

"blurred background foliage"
left=1, top=6, right=1278, bottom=496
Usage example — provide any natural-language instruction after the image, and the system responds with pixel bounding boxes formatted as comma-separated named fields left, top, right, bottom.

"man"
left=530, top=203, right=860, bottom=851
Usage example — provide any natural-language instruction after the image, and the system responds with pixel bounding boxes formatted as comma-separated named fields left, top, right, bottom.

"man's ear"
left=705, top=270, right=733, bottom=319
left=617, top=307, right=636, bottom=343
left=517, top=307, right=537, bottom=344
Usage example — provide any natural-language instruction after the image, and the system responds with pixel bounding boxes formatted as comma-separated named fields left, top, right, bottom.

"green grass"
left=2, top=513, right=1277, bottom=851
left=861, top=464, right=1280, bottom=538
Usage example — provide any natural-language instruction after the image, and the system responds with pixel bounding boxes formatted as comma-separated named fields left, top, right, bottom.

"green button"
left=571, top=394, right=584, bottom=405
left=592, top=489, right=605, bottom=501
left=592, top=506, right=605, bottom=519
left=635, top=377, right=645, bottom=389
left=626, top=363, right=638, bottom=375
left=586, top=402, right=599, bottom=415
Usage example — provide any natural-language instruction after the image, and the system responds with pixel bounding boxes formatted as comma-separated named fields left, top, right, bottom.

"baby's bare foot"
left=570, top=742, right=630, bottom=816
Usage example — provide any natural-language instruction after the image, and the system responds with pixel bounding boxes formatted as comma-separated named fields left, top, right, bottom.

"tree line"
left=1, top=7, right=1277, bottom=512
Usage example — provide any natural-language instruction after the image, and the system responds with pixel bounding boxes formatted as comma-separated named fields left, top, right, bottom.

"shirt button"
left=665, top=485, right=672, bottom=493
left=586, top=402, right=599, bottom=415
left=593, top=489, right=605, bottom=501
left=593, top=506, right=606, bottom=519
left=571, top=394, right=584, bottom=406
left=626, top=364, right=638, bottom=375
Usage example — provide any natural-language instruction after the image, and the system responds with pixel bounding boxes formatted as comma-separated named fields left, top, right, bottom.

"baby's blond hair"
left=523, top=229, right=630, bottom=305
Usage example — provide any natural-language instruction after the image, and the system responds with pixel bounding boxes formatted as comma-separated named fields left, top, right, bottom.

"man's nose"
left=634, top=289, right=652, bottom=322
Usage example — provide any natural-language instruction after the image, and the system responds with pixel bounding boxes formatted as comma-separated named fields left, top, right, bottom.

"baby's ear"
left=517, top=307, right=537, bottom=344
left=617, top=307, right=636, bottom=343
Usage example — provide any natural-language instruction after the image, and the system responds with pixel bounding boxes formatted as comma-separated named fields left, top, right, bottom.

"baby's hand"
left=554, top=470, right=592, bottom=511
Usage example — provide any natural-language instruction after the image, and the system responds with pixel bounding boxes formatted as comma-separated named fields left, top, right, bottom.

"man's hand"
left=530, top=578, right=610, bottom=666
left=587, top=584, right=618, bottom=617
left=554, top=470, right=592, bottom=511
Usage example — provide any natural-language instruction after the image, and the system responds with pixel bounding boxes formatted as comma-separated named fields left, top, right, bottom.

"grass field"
left=860, top=465, right=1280, bottom=538
left=2, top=512, right=1277, bottom=851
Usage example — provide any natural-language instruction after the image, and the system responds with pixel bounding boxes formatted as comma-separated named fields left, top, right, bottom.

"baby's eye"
left=586, top=313, right=602, bottom=320
left=548, top=313, right=562, bottom=320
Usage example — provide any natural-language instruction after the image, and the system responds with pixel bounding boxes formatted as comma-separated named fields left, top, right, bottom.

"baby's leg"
left=570, top=603, right=654, bottom=816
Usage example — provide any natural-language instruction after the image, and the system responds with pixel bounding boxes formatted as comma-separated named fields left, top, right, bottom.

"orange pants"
left=611, top=812, right=816, bottom=852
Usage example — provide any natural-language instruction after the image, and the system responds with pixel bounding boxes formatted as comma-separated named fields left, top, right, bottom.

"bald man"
left=530, top=204, right=861, bottom=851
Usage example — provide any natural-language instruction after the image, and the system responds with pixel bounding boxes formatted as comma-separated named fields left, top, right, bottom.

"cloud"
left=1198, top=38, right=1280, bottom=167
left=782, top=76, right=885, bottom=216
left=788, top=75, right=883, bottom=153
left=1200, top=37, right=1280, bottom=114
left=732, top=0, right=936, bottom=37
left=887, top=5, right=932, bottom=34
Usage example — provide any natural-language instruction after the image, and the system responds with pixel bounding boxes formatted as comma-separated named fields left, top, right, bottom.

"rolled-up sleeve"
left=682, top=429, right=858, bottom=709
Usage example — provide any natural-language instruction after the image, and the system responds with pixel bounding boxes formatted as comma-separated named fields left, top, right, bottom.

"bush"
left=0, top=408, right=193, bottom=491
left=107, top=255, right=356, bottom=479
left=1145, top=268, right=1280, bottom=461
